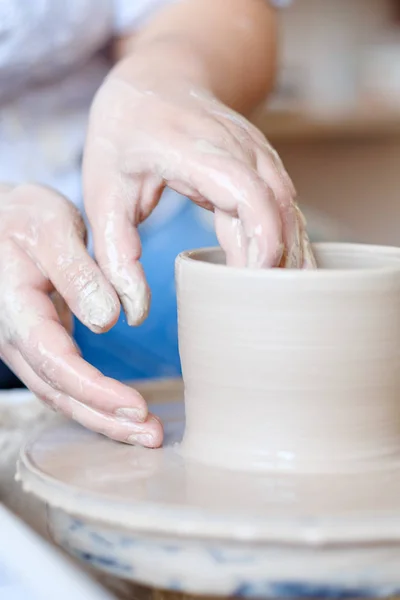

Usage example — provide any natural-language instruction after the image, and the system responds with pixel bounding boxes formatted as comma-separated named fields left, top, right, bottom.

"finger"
left=184, top=154, right=284, bottom=268
left=198, top=118, right=297, bottom=266
left=51, top=291, right=74, bottom=335
left=207, top=103, right=296, bottom=198
left=214, top=109, right=297, bottom=198
left=55, top=397, right=163, bottom=447
left=93, top=206, right=150, bottom=326
left=2, top=346, right=163, bottom=447
left=301, top=233, right=317, bottom=269
left=254, top=148, right=304, bottom=269
left=84, top=154, right=163, bottom=325
left=11, top=187, right=120, bottom=333
left=189, top=126, right=290, bottom=268
left=278, top=203, right=317, bottom=270
left=11, top=282, right=150, bottom=420
left=278, top=201, right=302, bottom=269
left=254, top=147, right=294, bottom=210
left=0, top=343, right=61, bottom=412
left=214, top=209, right=248, bottom=268
left=253, top=138, right=296, bottom=200
left=191, top=113, right=257, bottom=166
left=294, top=203, right=317, bottom=270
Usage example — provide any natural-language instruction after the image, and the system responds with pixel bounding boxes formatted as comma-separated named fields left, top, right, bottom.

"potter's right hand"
left=0, top=183, right=163, bottom=447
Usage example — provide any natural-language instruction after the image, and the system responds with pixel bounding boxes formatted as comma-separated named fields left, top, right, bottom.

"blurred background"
left=254, top=0, right=400, bottom=246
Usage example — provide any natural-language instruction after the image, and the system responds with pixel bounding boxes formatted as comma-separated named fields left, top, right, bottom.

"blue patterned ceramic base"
left=47, top=509, right=400, bottom=598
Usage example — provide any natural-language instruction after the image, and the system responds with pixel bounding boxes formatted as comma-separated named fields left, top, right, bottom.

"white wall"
left=281, top=0, right=393, bottom=68
left=272, top=0, right=400, bottom=246
left=278, top=139, right=400, bottom=245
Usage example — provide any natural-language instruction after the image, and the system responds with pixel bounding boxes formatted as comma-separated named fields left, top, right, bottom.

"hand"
left=83, top=55, right=315, bottom=325
left=0, top=183, right=163, bottom=447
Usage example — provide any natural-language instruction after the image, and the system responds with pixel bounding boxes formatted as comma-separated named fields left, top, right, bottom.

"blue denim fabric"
left=74, top=198, right=218, bottom=381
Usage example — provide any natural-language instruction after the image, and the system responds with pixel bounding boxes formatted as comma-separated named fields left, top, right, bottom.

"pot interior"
left=187, top=243, right=400, bottom=270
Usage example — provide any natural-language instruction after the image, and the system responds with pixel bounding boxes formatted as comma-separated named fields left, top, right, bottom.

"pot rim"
left=177, top=242, right=400, bottom=279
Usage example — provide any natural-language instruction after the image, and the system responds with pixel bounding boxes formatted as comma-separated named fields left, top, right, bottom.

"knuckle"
left=233, top=162, right=263, bottom=189
left=0, top=185, right=86, bottom=245
left=68, top=205, right=86, bottom=241
left=54, top=196, right=86, bottom=235
left=60, top=262, right=99, bottom=298
left=8, top=184, right=86, bottom=234
left=12, top=183, right=58, bottom=207
left=13, top=184, right=85, bottom=223
left=35, top=391, right=59, bottom=412
left=36, top=358, right=57, bottom=387
left=249, top=123, right=268, bottom=145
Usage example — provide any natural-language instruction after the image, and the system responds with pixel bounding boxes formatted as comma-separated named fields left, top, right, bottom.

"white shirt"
left=0, top=0, right=287, bottom=217
left=0, top=1, right=181, bottom=209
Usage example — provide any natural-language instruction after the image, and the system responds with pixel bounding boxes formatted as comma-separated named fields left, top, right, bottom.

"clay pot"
left=176, top=243, right=400, bottom=472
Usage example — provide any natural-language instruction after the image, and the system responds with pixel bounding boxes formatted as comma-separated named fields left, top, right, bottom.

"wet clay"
left=17, top=384, right=400, bottom=544
left=17, top=244, right=400, bottom=595
left=18, top=242, right=400, bottom=520
left=177, top=243, right=400, bottom=472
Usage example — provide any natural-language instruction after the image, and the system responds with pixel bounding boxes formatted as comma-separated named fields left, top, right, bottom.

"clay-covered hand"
left=0, top=183, right=163, bottom=447
left=83, top=57, right=315, bottom=326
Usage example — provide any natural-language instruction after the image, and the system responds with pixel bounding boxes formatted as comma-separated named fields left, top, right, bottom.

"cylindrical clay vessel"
left=176, top=243, right=400, bottom=472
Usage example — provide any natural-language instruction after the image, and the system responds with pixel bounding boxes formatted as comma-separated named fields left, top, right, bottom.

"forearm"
left=113, top=0, right=277, bottom=115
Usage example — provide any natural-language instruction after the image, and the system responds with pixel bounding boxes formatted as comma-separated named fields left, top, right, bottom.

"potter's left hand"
left=83, top=53, right=315, bottom=326
left=0, top=183, right=163, bottom=448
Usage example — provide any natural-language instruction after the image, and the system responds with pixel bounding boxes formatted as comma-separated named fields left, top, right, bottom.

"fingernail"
left=127, top=432, right=154, bottom=446
left=121, top=278, right=150, bottom=326
left=115, top=407, right=146, bottom=422
left=86, top=292, right=117, bottom=329
left=79, top=278, right=117, bottom=329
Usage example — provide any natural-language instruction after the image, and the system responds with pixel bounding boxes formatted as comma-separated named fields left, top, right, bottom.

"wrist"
left=112, top=36, right=213, bottom=97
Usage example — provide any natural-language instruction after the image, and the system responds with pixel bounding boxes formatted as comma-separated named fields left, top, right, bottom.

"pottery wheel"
left=17, top=379, right=400, bottom=598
